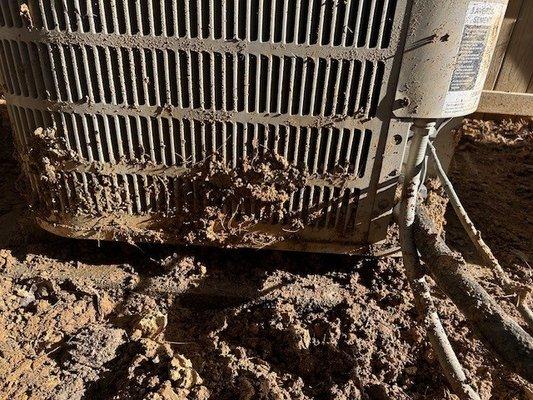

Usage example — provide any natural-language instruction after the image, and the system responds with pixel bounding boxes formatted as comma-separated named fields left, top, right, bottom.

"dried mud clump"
left=23, top=127, right=310, bottom=247
left=13, top=127, right=81, bottom=215
left=19, top=3, right=33, bottom=29
left=176, top=152, right=308, bottom=246
left=420, top=178, right=448, bottom=236
left=27, top=127, right=76, bottom=185
left=461, top=117, right=533, bottom=144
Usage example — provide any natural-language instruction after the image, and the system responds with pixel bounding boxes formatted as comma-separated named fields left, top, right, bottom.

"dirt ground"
left=0, top=115, right=531, bottom=400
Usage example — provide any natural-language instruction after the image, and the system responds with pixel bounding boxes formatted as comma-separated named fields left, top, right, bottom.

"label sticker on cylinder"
left=443, top=1, right=505, bottom=115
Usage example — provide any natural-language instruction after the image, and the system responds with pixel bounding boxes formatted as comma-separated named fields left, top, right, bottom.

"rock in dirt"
left=132, top=311, right=168, bottom=339
left=55, top=325, right=127, bottom=400
left=13, top=287, right=35, bottom=307
left=61, top=325, right=126, bottom=371
left=149, top=381, right=183, bottom=400
left=149, top=381, right=178, bottom=400
left=169, top=354, right=204, bottom=389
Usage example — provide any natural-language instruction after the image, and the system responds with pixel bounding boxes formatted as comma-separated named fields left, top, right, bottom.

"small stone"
left=156, top=381, right=184, bottom=400
left=14, top=288, right=35, bottom=307
left=132, top=311, right=168, bottom=339
left=190, top=385, right=210, bottom=400
left=169, top=355, right=203, bottom=389
left=64, top=325, right=126, bottom=370
left=19, top=3, right=33, bottom=29
left=97, top=293, right=115, bottom=317
left=35, top=299, right=51, bottom=312
left=290, top=323, right=310, bottom=350
left=138, top=338, right=173, bottom=359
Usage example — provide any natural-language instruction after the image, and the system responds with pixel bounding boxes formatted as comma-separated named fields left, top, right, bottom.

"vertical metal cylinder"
left=395, top=0, right=508, bottom=118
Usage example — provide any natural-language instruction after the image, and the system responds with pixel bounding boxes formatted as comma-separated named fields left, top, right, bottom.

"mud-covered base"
left=0, top=117, right=532, bottom=399
left=35, top=213, right=371, bottom=255
left=27, top=126, right=376, bottom=251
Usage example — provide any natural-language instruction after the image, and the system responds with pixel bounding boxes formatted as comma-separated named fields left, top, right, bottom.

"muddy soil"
left=0, top=115, right=531, bottom=400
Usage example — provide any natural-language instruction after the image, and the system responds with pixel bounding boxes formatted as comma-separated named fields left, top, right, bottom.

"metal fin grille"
left=13, top=0, right=397, bottom=48
left=2, top=41, right=385, bottom=119
left=0, top=0, right=408, bottom=251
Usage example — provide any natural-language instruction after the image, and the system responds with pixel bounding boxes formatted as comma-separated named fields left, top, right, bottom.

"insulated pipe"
left=399, top=120, right=434, bottom=286
left=401, top=120, right=434, bottom=242
left=428, top=141, right=533, bottom=330
left=414, top=206, right=533, bottom=382
left=399, top=119, right=480, bottom=400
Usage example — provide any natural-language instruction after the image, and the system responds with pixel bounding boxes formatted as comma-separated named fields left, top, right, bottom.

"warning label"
left=443, top=1, right=505, bottom=115
left=449, top=25, right=491, bottom=92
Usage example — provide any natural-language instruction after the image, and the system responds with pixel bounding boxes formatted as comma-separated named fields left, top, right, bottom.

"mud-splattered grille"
left=55, top=112, right=373, bottom=175
left=0, top=0, right=409, bottom=251
left=10, top=0, right=397, bottom=48
left=2, top=42, right=385, bottom=119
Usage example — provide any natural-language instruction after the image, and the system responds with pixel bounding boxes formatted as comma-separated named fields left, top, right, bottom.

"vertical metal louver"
left=0, top=0, right=412, bottom=253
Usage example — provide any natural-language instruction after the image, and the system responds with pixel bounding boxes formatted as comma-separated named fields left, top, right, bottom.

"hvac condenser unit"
left=0, top=0, right=506, bottom=253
